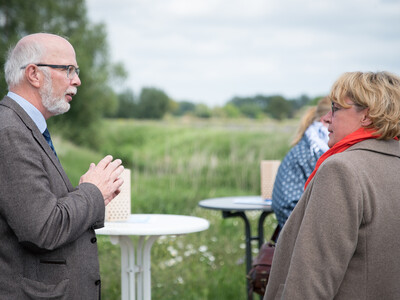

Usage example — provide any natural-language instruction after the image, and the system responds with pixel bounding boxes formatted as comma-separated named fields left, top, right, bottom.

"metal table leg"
left=222, top=210, right=272, bottom=300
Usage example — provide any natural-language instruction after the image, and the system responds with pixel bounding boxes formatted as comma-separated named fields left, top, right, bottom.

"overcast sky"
left=86, top=0, right=400, bottom=106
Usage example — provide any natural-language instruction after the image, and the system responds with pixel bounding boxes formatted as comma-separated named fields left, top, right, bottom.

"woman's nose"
left=322, top=111, right=332, bottom=124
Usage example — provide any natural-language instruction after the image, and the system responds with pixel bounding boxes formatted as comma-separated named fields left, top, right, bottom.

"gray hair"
left=4, top=40, right=45, bottom=89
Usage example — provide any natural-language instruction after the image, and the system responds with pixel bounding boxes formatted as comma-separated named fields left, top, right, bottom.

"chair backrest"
left=260, top=160, right=281, bottom=200
left=105, top=168, right=131, bottom=222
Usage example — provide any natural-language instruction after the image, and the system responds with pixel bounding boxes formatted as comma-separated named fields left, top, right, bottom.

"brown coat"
left=0, top=96, right=105, bottom=299
left=264, top=139, right=400, bottom=300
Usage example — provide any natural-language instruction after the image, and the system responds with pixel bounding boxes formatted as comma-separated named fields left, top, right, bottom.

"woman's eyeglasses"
left=331, top=102, right=342, bottom=116
left=331, top=102, right=363, bottom=116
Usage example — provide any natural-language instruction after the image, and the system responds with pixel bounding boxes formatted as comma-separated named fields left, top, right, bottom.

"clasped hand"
left=79, top=155, right=125, bottom=206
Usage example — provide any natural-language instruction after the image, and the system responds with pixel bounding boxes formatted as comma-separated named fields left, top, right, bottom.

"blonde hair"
left=330, top=71, right=400, bottom=140
left=292, top=96, right=330, bottom=145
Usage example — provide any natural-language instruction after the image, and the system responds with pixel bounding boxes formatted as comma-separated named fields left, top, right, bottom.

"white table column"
left=96, top=214, right=210, bottom=300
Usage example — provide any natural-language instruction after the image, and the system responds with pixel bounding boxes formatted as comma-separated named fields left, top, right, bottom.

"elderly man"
left=0, top=33, right=124, bottom=299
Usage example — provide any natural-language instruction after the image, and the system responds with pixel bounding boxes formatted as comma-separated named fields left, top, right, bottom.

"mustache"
left=65, top=87, right=78, bottom=96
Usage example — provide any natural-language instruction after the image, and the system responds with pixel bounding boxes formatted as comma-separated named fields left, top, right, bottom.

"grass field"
left=58, top=117, right=297, bottom=300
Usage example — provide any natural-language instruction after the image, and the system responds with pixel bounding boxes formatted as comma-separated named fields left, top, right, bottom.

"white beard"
left=39, top=72, right=71, bottom=116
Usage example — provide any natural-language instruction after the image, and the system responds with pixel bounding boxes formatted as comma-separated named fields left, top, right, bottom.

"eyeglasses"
left=20, top=63, right=80, bottom=79
left=331, top=102, right=342, bottom=116
left=331, top=102, right=362, bottom=116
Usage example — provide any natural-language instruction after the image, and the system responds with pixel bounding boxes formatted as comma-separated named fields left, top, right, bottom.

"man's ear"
left=24, top=65, right=41, bottom=88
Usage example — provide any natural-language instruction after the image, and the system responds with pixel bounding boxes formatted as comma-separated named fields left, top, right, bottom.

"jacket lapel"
left=0, top=96, right=74, bottom=191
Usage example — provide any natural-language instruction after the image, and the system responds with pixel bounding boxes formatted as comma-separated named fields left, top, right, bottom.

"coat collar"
left=346, top=138, right=400, bottom=159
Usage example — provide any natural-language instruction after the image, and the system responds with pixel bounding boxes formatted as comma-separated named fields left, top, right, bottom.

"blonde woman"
left=265, top=71, right=400, bottom=300
left=272, top=96, right=330, bottom=229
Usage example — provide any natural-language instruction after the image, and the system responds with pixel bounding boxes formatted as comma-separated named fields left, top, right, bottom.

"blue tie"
left=42, top=128, right=58, bottom=159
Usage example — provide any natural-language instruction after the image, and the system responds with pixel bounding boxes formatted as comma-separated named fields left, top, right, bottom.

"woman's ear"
left=24, top=65, right=41, bottom=88
left=361, top=109, right=372, bottom=126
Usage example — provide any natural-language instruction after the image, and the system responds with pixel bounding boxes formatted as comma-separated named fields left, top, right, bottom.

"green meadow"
left=58, top=117, right=296, bottom=300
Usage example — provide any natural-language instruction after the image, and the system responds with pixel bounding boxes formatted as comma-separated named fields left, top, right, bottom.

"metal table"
left=198, top=196, right=274, bottom=300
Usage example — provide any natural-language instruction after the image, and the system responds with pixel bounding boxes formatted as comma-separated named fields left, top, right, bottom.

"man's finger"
left=96, top=155, right=113, bottom=170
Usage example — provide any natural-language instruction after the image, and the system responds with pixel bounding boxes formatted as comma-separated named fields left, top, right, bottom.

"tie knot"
left=42, top=128, right=51, bottom=140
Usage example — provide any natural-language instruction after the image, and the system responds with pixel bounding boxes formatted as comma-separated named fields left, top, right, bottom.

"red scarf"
left=304, top=127, right=379, bottom=189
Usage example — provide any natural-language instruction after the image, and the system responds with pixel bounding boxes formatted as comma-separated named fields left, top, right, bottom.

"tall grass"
left=59, top=117, right=296, bottom=300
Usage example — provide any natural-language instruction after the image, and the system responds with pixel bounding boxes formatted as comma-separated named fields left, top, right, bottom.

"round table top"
left=95, top=214, right=210, bottom=236
left=198, top=196, right=273, bottom=212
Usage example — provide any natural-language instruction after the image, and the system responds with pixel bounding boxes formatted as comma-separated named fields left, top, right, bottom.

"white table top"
left=198, top=196, right=273, bottom=212
left=95, top=214, right=210, bottom=236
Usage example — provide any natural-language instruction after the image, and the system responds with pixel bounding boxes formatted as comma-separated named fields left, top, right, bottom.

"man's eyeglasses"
left=20, top=64, right=80, bottom=79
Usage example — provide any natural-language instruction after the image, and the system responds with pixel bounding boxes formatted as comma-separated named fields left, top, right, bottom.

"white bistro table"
left=95, top=214, right=209, bottom=300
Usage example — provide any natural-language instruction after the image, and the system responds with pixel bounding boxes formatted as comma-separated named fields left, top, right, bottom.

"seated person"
left=272, top=97, right=330, bottom=229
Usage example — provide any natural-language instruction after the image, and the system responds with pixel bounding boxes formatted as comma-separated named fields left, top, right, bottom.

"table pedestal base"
left=109, top=235, right=160, bottom=300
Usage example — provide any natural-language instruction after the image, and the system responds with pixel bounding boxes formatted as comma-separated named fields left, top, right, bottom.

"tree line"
left=110, top=87, right=322, bottom=120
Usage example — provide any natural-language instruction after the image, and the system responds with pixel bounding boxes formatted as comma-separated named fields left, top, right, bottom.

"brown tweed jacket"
left=0, top=96, right=105, bottom=299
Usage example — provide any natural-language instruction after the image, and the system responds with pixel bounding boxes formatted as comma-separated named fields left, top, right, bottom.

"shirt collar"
left=7, top=91, right=47, bottom=133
